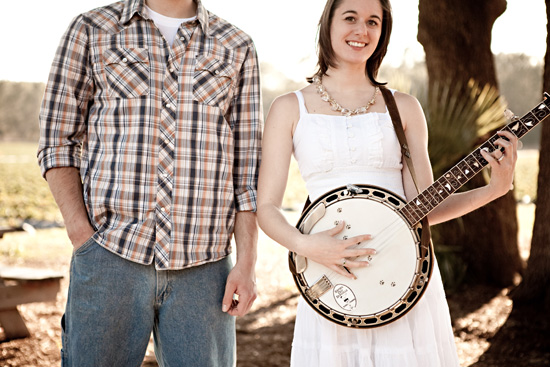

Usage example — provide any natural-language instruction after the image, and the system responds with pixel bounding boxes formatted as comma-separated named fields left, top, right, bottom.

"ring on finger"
left=497, top=154, right=505, bottom=162
left=342, top=259, right=347, bottom=266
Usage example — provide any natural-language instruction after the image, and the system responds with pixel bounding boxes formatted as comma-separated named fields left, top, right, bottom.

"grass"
left=0, top=142, right=62, bottom=227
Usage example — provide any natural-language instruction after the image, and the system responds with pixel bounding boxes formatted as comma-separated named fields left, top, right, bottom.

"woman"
left=257, top=0, right=518, bottom=365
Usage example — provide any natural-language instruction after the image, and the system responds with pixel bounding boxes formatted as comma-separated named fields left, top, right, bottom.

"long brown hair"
left=311, top=0, right=393, bottom=86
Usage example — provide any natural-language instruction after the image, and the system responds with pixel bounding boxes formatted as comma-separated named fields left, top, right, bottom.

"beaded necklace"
left=313, top=75, right=379, bottom=117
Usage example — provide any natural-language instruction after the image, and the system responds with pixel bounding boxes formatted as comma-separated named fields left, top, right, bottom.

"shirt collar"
left=120, top=0, right=210, bottom=36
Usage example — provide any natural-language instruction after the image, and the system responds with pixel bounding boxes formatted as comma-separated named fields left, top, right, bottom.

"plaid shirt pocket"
left=193, top=54, right=235, bottom=111
left=104, top=48, right=150, bottom=99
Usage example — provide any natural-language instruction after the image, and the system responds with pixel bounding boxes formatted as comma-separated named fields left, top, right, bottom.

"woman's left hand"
left=480, top=130, right=518, bottom=198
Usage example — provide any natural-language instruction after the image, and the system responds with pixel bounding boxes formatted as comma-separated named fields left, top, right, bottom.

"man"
left=37, top=0, right=262, bottom=365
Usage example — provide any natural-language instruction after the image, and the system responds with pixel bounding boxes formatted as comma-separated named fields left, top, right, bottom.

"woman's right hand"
left=296, top=221, right=375, bottom=279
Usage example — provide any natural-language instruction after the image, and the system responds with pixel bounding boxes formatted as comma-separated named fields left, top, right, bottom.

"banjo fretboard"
left=401, top=93, right=550, bottom=226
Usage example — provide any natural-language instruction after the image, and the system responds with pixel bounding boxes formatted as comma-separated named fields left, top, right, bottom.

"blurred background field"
left=0, top=140, right=539, bottom=268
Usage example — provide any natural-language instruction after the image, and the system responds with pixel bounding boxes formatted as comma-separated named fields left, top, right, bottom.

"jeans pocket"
left=73, top=236, right=97, bottom=256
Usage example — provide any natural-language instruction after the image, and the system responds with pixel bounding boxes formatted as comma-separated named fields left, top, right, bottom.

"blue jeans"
left=61, top=237, right=235, bottom=367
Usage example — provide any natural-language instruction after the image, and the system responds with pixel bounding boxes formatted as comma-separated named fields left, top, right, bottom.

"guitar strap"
left=379, top=87, right=420, bottom=192
left=379, top=86, right=432, bottom=247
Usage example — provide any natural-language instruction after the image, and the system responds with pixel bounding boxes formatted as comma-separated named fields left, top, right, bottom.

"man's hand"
left=221, top=211, right=258, bottom=316
left=45, top=167, right=95, bottom=250
left=222, top=260, right=257, bottom=316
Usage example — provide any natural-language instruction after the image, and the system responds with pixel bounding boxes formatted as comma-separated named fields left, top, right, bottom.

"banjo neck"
left=400, top=93, right=550, bottom=227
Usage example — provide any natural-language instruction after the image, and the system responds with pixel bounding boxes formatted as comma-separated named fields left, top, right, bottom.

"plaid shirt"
left=38, top=0, right=262, bottom=269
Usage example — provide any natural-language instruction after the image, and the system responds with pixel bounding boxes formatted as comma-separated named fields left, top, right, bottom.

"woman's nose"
left=354, top=22, right=368, bottom=36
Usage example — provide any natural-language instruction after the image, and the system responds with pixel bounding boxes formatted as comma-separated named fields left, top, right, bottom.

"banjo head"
left=290, top=184, right=433, bottom=328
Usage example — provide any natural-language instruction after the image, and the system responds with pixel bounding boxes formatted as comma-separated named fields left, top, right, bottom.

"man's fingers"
left=222, top=300, right=232, bottom=313
left=222, top=283, right=237, bottom=313
left=226, top=292, right=256, bottom=316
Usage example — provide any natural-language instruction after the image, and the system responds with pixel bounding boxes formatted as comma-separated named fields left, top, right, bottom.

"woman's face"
left=329, top=0, right=383, bottom=68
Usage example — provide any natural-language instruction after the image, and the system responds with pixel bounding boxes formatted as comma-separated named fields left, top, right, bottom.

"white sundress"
left=290, top=90, right=460, bottom=367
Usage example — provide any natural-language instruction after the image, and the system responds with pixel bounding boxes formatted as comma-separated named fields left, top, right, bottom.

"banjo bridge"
left=305, top=275, right=333, bottom=300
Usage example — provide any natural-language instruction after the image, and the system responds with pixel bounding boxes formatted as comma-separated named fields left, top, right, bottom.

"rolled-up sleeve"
left=37, top=15, right=94, bottom=178
left=230, top=44, right=263, bottom=212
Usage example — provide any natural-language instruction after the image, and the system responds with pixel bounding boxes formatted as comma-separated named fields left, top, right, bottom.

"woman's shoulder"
left=391, top=89, right=423, bottom=113
left=266, top=91, right=303, bottom=128
left=272, top=91, right=299, bottom=107
left=387, top=89, right=426, bottom=131
left=391, top=89, right=418, bottom=103
left=272, top=84, right=313, bottom=106
left=269, top=83, right=313, bottom=116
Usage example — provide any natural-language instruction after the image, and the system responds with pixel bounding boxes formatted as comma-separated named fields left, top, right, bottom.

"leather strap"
left=379, top=86, right=421, bottom=194
left=379, top=86, right=431, bottom=244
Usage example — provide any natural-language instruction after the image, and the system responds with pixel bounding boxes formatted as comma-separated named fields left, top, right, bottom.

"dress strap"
left=293, top=91, right=309, bottom=117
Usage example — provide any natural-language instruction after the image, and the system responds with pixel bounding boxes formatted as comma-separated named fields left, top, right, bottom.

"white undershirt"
left=145, top=5, right=197, bottom=46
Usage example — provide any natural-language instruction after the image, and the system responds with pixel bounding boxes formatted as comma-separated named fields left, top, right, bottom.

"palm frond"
left=419, top=79, right=507, bottom=178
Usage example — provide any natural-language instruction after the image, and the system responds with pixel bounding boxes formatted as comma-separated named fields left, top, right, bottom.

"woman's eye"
left=345, top=16, right=356, bottom=22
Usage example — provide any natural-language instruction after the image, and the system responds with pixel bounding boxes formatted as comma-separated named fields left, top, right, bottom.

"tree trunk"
left=418, top=0, right=522, bottom=286
left=511, top=0, right=550, bottom=311
left=418, top=0, right=505, bottom=87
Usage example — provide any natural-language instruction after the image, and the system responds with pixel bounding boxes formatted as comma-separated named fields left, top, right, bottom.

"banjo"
left=289, top=92, right=550, bottom=329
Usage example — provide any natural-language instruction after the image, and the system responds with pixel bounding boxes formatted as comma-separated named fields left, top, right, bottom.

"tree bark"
left=511, top=0, right=550, bottom=310
left=418, top=0, right=522, bottom=286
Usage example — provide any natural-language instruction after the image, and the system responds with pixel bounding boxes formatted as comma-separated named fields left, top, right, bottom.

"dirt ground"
left=1, top=209, right=549, bottom=367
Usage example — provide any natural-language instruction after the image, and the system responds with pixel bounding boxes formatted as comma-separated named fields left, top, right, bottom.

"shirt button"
left=215, top=70, right=220, bottom=75
left=122, top=57, right=128, bottom=63
left=351, top=159, right=357, bottom=164
left=169, top=67, right=175, bottom=73
left=348, top=132, right=355, bottom=138
left=350, top=147, right=357, bottom=151
left=166, top=103, right=172, bottom=109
